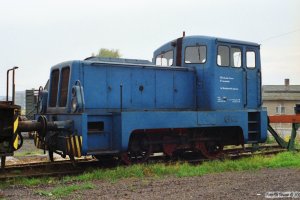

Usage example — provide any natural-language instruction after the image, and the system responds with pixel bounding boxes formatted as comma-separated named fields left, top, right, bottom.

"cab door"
left=244, top=47, right=261, bottom=109
left=214, top=44, right=244, bottom=111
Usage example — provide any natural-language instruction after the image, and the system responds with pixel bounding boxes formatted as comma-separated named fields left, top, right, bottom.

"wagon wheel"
left=1, top=156, right=6, bottom=170
left=68, top=154, right=76, bottom=167
left=69, top=154, right=75, bottom=162
left=121, top=134, right=152, bottom=164
left=48, top=150, right=54, bottom=162
left=197, top=141, right=224, bottom=159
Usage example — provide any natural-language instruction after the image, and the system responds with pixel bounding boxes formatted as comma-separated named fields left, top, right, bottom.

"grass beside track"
left=66, top=151, right=300, bottom=182
left=14, top=149, right=44, bottom=157
left=35, top=182, right=94, bottom=198
left=1, top=151, right=300, bottom=198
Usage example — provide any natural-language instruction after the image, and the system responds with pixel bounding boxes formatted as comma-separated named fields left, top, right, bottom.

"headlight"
left=38, top=97, right=43, bottom=113
left=70, top=81, right=85, bottom=113
left=71, top=96, right=78, bottom=113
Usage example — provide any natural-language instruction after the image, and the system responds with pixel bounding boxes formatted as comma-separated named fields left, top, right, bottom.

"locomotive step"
left=248, top=130, right=259, bottom=134
left=247, top=140, right=259, bottom=144
left=87, top=150, right=119, bottom=155
left=248, top=121, right=259, bottom=124
left=87, top=131, right=110, bottom=134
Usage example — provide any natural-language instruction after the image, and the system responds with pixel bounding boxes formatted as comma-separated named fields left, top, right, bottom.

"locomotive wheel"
left=128, top=147, right=151, bottom=163
left=196, top=141, right=224, bottom=159
left=121, top=134, right=152, bottom=164
left=162, top=136, right=177, bottom=157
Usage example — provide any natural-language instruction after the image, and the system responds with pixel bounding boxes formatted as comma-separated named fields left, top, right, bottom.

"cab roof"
left=154, top=35, right=260, bottom=55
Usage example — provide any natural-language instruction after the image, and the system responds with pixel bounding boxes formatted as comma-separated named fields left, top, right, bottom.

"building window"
left=156, top=50, right=174, bottom=66
left=184, top=46, right=206, bottom=64
left=276, top=105, right=285, bottom=114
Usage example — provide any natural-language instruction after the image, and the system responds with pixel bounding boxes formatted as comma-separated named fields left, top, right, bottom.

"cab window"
left=156, top=50, right=173, bottom=66
left=246, top=51, right=256, bottom=68
left=49, top=69, right=59, bottom=107
left=217, top=46, right=229, bottom=66
left=59, top=67, right=70, bottom=107
left=231, top=47, right=242, bottom=67
left=217, top=45, right=242, bottom=68
left=185, top=46, right=206, bottom=64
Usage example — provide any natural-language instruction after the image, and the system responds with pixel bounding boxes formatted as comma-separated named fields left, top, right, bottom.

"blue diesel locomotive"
left=32, top=35, right=267, bottom=163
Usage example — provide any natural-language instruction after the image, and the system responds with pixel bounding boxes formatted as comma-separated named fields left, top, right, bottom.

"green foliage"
left=18, top=177, right=44, bottom=186
left=36, top=182, right=94, bottom=198
left=0, top=181, right=10, bottom=190
left=174, top=151, right=300, bottom=177
left=265, top=135, right=276, bottom=144
left=4, top=177, right=57, bottom=188
left=66, top=164, right=145, bottom=182
left=93, top=48, right=121, bottom=58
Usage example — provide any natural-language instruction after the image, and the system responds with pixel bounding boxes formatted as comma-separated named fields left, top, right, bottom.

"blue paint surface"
left=40, top=35, right=267, bottom=155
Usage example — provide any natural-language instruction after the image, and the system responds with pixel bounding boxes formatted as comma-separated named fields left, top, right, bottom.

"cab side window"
left=231, top=47, right=242, bottom=68
left=246, top=51, right=256, bottom=68
left=217, top=46, right=229, bottom=66
left=185, top=46, right=207, bottom=64
left=217, top=45, right=242, bottom=68
left=156, top=50, right=173, bottom=66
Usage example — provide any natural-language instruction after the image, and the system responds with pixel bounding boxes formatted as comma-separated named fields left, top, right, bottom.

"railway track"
left=0, top=158, right=101, bottom=180
left=0, top=145, right=296, bottom=180
left=168, top=144, right=288, bottom=164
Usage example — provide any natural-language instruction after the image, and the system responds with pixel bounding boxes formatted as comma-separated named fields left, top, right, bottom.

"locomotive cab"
left=154, top=36, right=262, bottom=111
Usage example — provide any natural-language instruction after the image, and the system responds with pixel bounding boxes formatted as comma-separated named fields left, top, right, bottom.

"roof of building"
left=262, top=85, right=300, bottom=101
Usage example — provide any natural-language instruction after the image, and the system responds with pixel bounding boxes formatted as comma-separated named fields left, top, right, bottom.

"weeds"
left=36, top=182, right=94, bottom=198
left=2, top=151, right=300, bottom=190
left=66, top=151, right=300, bottom=181
left=6, top=177, right=57, bottom=188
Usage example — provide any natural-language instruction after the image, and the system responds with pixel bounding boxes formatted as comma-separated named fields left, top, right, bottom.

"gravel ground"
left=4, top=138, right=61, bottom=165
left=1, top=168, right=300, bottom=200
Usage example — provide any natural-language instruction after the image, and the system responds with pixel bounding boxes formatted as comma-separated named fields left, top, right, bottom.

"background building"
left=25, top=89, right=38, bottom=120
left=15, top=91, right=25, bottom=114
left=262, top=79, right=300, bottom=136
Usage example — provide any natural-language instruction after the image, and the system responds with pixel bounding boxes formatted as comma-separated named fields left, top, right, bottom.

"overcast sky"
left=0, top=0, right=299, bottom=95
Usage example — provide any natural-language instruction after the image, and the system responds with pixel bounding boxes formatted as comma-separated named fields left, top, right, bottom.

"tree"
left=93, top=48, right=121, bottom=58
